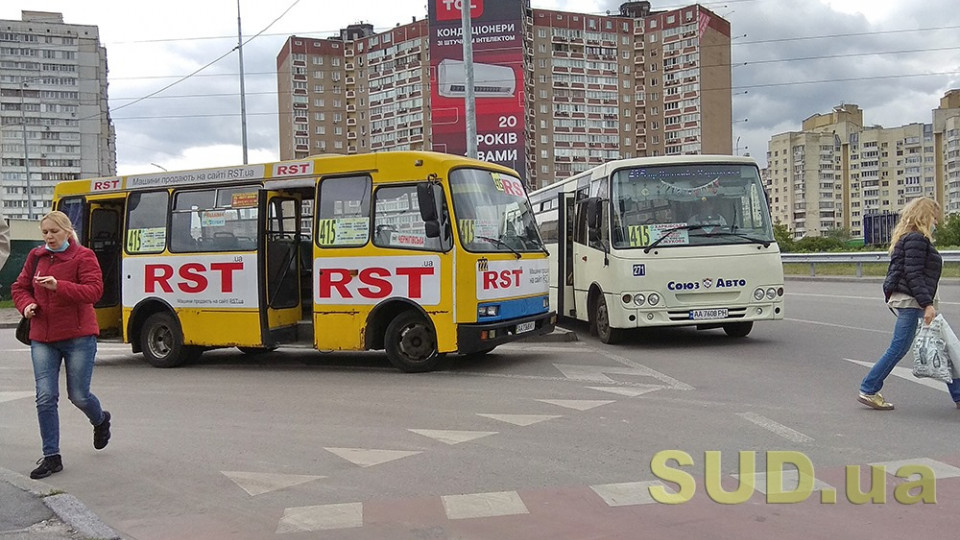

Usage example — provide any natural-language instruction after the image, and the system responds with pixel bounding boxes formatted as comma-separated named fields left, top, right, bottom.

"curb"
left=0, top=322, right=18, bottom=329
left=0, top=467, right=121, bottom=540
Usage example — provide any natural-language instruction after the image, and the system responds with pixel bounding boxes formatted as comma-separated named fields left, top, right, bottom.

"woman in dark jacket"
left=11, top=211, right=111, bottom=479
left=859, top=197, right=960, bottom=410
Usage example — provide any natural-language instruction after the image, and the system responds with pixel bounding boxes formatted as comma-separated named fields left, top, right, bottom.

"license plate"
left=516, top=321, right=536, bottom=334
left=690, top=309, right=728, bottom=320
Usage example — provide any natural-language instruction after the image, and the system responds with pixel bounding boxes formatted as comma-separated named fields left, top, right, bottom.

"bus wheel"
left=141, top=312, right=201, bottom=368
left=723, top=322, right=753, bottom=338
left=595, top=295, right=624, bottom=345
left=385, top=312, right=441, bottom=373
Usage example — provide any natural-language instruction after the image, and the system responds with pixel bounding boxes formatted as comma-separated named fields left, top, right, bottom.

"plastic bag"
left=912, top=315, right=955, bottom=383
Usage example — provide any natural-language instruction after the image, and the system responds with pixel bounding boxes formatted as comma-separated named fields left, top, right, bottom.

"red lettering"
left=499, top=270, right=512, bottom=288
left=358, top=267, right=392, bottom=299
left=177, top=263, right=208, bottom=293
left=276, top=163, right=309, bottom=176
left=209, top=262, right=243, bottom=293
left=395, top=267, right=434, bottom=299
left=511, top=268, right=523, bottom=287
left=319, top=268, right=353, bottom=298
left=145, top=264, right=174, bottom=293
left=482, top=271, right=498, bottom=289
left=93, top=179, right=120, bottom=191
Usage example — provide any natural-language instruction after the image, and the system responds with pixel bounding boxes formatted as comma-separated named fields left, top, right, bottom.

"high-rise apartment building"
left=0, top=10, right=115, bottom=220
left=767, top=93, right=960, bottom=240
left=276, top=1, right=732, bottom=190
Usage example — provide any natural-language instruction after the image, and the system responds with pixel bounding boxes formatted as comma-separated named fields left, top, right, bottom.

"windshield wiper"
left=696, top=230, right=772, bottom=247
left=475, top=235, right=522, bottom=259
left=643, top=225, right=704, bottom=253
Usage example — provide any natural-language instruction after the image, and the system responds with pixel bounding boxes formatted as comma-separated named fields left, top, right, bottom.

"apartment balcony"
left=346, top=105, right=356, bottom=113
left=347, top=131, right=357, bottom=140
left=345, top=62, right=355, bottom=71
left=347, top=118, right=357, bottom=126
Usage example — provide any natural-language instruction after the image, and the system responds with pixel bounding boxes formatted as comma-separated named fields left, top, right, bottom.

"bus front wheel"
left=723, top=322, right=753, bottom=338
left=595, top=295, right=624, bottom=345
left=141, top=312, right=202, bottom=368
left=385, top=311, right=441, bottom=373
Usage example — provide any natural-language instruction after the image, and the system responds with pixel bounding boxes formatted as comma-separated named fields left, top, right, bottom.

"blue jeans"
left=860, top=308, right=960, bottom=402
left=32, top=336, right=105, bottom=457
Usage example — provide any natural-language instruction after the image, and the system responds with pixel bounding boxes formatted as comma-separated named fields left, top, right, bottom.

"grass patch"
left=784, top=262, right=960, bottom=278
left=0, top=299, right=13, bottom=308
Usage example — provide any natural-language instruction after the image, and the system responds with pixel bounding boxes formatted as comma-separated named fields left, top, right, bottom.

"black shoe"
left=30, top=455, right=63, bottom=479
left=94, top=410, right=111, bottom=450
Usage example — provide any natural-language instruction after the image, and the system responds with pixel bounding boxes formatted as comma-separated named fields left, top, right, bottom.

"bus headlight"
left=754, top=288, right=765, bottom=301
left=478, top=305, right=499, bottom=317
left=633, top=293, right=645, bottom=306
left=766, top=288, right=778, bottom=300
left=647, top=293, right=660, bottom=306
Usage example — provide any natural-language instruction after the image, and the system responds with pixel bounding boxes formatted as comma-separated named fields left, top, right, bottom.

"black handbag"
left=15, top=316, right=31, bottom=345
left=16, top=253, right=40, bottom=346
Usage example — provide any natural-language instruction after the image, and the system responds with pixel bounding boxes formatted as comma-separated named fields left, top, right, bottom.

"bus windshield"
left=610, top=163, right=774, bottom=250
left=450, top=168, right=544, bottom=253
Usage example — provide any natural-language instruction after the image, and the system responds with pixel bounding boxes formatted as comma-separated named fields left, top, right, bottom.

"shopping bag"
left=938, top=315, right=960, bottom=379
left=912, top=315, right=954, bottom=383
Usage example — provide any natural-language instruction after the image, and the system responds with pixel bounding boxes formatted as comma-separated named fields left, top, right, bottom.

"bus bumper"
left=457, top=311, right=557, bottom=354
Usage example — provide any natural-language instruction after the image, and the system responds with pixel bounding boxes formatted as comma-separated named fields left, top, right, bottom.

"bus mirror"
left=417, top=183, right=438, bottom=222
left=424, top=220, right=441, bottom=238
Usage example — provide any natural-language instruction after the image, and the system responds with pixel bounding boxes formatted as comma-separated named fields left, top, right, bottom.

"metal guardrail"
left=781, top=251, right=960, bottom=277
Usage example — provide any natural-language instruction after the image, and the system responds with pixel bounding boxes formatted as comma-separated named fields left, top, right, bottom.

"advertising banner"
left=428, top=0, right=527, bottom=183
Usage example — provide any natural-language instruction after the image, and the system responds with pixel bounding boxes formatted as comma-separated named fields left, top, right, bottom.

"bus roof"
left=54, top=150, right=522, bottom=198
left=529, top=154, right=760, bottom=199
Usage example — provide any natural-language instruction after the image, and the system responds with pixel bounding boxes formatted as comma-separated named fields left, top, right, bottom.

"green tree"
left=773, top=221, right=795, bottom=252
left=935, top=213, right=960, bottom=248
left=823, top=227, right=852, bottom=243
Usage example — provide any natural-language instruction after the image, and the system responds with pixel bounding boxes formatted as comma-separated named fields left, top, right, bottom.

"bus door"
left=557, top=191, right=576, bottom=318
left=87, top=198, right=124, bottom=337
left=259, top=191, right=302, bottom=343
left=572, top=196, right=608, bottom=320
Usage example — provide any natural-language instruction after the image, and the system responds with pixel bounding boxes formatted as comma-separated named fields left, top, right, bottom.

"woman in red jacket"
left=11, top=211, right=111, bottom=479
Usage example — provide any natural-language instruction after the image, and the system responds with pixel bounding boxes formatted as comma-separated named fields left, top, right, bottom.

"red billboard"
left=428, top=0, right=527, bottom=183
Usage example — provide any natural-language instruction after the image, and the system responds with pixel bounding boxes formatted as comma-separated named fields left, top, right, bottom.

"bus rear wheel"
left=385, top=311, right=441, bottom=373
left=595, top=295, right=624, bottom=345
left=723, top=322, right=753, bottom=338
left=141, top=312, right=202, bottom=368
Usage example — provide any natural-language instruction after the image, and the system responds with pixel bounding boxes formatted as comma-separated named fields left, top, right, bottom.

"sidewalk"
left=0, top=468, right=119, bottom=540
left=0, top=308, right=20, bottom=329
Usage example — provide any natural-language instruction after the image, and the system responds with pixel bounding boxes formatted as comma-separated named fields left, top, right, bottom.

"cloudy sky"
left=4, top=0, right=959, bottom=174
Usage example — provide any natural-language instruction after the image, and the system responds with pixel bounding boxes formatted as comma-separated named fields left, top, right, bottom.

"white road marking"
left=591, top=481, right=673, bottom=506
left=407, top=429, right=498, bottom=445
left=736, top=412, right=814, bottom=443
left=441, top=491, right=529, bottom=520
left=869, top=458, right=960, bottom=478
left=789, top=292, right=960, bottom=306
left=222, top=471, right=324, bottom=496
left=276, top=502, right=362, bottom=533
left=591, top=352, right=695, bottom=390
left=734, top=469, right=833, bottom=494
left=786, top=318, right=892, bottom=334
left=843, top=358, right=950, bottom=393
left=476, top=414, right=561, bottom=426
left=0, top=391, right=34, bottom=403
left=586, top=385, right=664, bottom=397
left=323, top=448, right=422, bottom=467
left=536, top=399, right=614, bottom=411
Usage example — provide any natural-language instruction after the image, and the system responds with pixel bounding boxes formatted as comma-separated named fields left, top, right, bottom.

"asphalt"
left=0, top=305, right=573, bottom=539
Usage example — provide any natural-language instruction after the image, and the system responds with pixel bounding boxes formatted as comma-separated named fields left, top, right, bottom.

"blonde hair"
left=888, top=197, right=940, bottom=253
left=40, top=210, right=79, bottom=241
